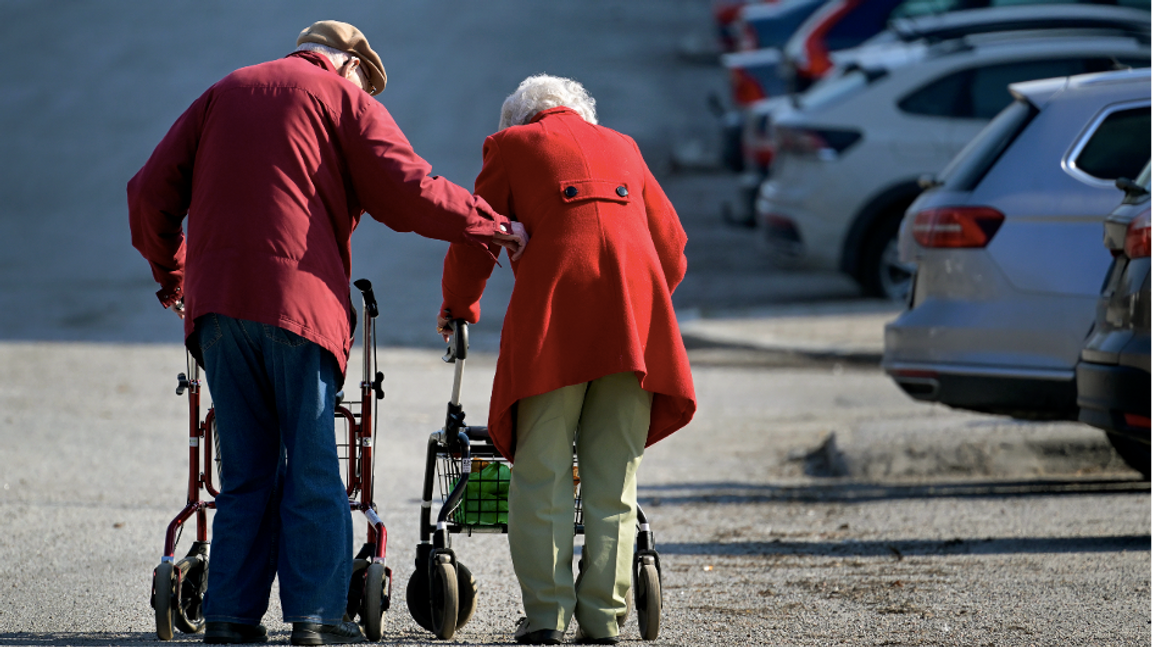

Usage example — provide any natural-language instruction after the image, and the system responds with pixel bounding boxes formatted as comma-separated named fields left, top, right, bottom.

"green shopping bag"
left=453, top=461, right=511, bottom=526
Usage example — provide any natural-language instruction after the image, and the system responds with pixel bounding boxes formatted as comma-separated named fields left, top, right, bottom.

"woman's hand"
left=491, top=221, right=529, bottom=261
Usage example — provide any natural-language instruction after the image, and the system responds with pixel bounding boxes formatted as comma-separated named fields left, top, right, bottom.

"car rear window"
left=937, top=98, right=1037, bottom=191
left=1070, top=106, right=1152, bottom=182
left=899, top=58, right=1097, bottom=120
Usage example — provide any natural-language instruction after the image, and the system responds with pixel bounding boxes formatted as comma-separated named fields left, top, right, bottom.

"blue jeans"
left=194, top=314, right=351, bottom=625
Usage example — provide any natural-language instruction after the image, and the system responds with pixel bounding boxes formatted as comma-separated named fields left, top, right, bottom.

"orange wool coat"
left=441, top=107, right=696, bottom=460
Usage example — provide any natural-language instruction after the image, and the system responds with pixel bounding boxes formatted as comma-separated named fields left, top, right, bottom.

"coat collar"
left=530, top=106, right=579, bottom=123
left=287, top=50, right=336, bottom=74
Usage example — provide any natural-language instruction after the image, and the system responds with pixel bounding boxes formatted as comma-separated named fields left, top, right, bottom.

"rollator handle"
left=353, top=279, right=378, bottom=318
left=443, top=319, right=468, bottom=363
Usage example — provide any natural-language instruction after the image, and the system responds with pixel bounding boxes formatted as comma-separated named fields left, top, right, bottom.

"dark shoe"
left=203, top=621, right=268, bottom=644
left=513, top=617, right=564, bottom=645
left=290, top=620, right=366, bottom=645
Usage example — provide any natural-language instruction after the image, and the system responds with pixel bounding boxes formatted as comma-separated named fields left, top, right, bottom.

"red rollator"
left=150, top=279, right=392, bottom=641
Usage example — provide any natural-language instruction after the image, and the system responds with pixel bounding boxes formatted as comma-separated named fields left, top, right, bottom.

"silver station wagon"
left=883, top=68, right=1152, bottom=424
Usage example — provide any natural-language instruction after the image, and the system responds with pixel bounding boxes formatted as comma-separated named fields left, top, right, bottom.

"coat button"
left=564, top=186, right=578, bottom=198
left=616, top=186, right=628, bottom=197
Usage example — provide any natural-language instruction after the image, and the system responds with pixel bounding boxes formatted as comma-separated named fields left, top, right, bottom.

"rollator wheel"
left=408, top=559, right=476, bottom=634
left=430, top=556, right=460, bottom=640
left=455, top=562, right=478, bottom=629
left=347, top=558, right=369, bottom=621
left=634, top=556, right=662, bottom=640
left=405, top=569, right=433, bottom=632
left=362, top=562, right=388, bottom=641
left=152, top=562, right=176, bottom=640
left=173, top=555, right=207, bottom=634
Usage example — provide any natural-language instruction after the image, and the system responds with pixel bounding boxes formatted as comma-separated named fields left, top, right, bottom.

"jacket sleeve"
left=639, top=151, right=688, bottom=294
left=342, top=102, right=511, bottom=253
left=127, top=92, right=208, bottom=307
left=440, top=136, right=511, bottom=323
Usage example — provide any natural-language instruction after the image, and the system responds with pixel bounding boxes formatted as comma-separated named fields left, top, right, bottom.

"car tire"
left=858, top=212, right=914, bottom=302
left=1105, top=433, right=1151, bottom=479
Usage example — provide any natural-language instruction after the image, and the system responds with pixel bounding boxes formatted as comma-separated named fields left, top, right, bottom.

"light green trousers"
left=508, top=371, right=652, bottom=637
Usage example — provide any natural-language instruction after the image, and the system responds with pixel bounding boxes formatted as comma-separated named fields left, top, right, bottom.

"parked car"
left=721, top=0, right=830, bottom=115
left=723, top=4, right=1150, bottom=225
left=781, top=0, right=1151, bottom=92
left=883, top=68, right=1151, bottom=425
left=861, top=3, right=1151, bottom=48
left=1076, top=160, right=1151, bottom=477
left=755, top=30, right=1149, bottom=298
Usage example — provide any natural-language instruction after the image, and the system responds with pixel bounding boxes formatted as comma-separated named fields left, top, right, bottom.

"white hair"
left=498, top=74, right=598, bottom=131
left=295, top=42, right=355, bottom=68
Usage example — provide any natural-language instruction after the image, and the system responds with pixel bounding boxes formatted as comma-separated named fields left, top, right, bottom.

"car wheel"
left=859, top=213, right=914, bottom=302
left=1105, top=433, right=1150, bottom=479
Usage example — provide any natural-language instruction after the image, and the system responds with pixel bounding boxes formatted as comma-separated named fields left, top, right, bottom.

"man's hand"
left=171, top=299, right=186, bottom=320
left=437, top=313, right=452, bottom=342
left=491, top=221, right=529, bottom=261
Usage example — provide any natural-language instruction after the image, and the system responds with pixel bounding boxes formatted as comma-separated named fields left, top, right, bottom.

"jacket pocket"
left=558, top=179, right=632, bottom=205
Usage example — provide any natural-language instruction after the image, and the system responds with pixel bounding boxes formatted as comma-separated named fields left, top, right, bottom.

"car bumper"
left=1076, top=360, right=1151, bottom=444
left=883, top=360, right=1077, bottom=420
left=756, top=174, right=846, bottom=271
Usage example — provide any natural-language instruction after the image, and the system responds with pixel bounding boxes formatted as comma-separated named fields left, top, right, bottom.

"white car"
left=755, top=29, right=1150, bottom=299
left=883, top=68, right=1151, bottom=422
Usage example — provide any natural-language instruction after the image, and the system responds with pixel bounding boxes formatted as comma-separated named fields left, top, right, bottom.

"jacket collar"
left=530, top=106, right=579, bottom=123
left=287, top=50, right=336, bottom=74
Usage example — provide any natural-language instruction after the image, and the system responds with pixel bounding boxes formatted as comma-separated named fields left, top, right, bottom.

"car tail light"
left=1123, top=413, right=1151, bottom=429
left=730, top=67, right=766, bottom=106
left=911, top=207, right=1005, bottom=248
left=751, top=144, right=775, bottom=170
left=774, top=125, right=861, bottom=160
left=795, top=0, right=857, bottom=81
left=1123, top=209, right=1150, bottom=259
left=713, top=2, right=743, bottom=27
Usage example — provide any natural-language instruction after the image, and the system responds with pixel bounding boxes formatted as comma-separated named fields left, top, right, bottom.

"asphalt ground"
left=1, top=343, right=1148, bottom=647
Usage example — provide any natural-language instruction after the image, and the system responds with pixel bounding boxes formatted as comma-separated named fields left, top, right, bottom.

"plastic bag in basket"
left=453, top=461, right=511, bottom=526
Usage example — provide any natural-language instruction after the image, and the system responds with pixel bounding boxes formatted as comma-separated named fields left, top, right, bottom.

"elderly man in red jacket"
left=439, top=74, right=696, bottom=645
left=129, top=21, right=525, bottom=646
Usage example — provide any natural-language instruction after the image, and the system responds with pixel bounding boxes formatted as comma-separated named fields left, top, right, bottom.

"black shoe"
left=513, top=617, right=564, bottom=645
left=203, top=621, right=268, bottom=644
left=290, top=620, right=366, bottom=645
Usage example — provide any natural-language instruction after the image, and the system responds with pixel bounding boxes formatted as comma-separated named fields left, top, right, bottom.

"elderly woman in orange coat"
left=438, top=74, right=696, bottom=645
